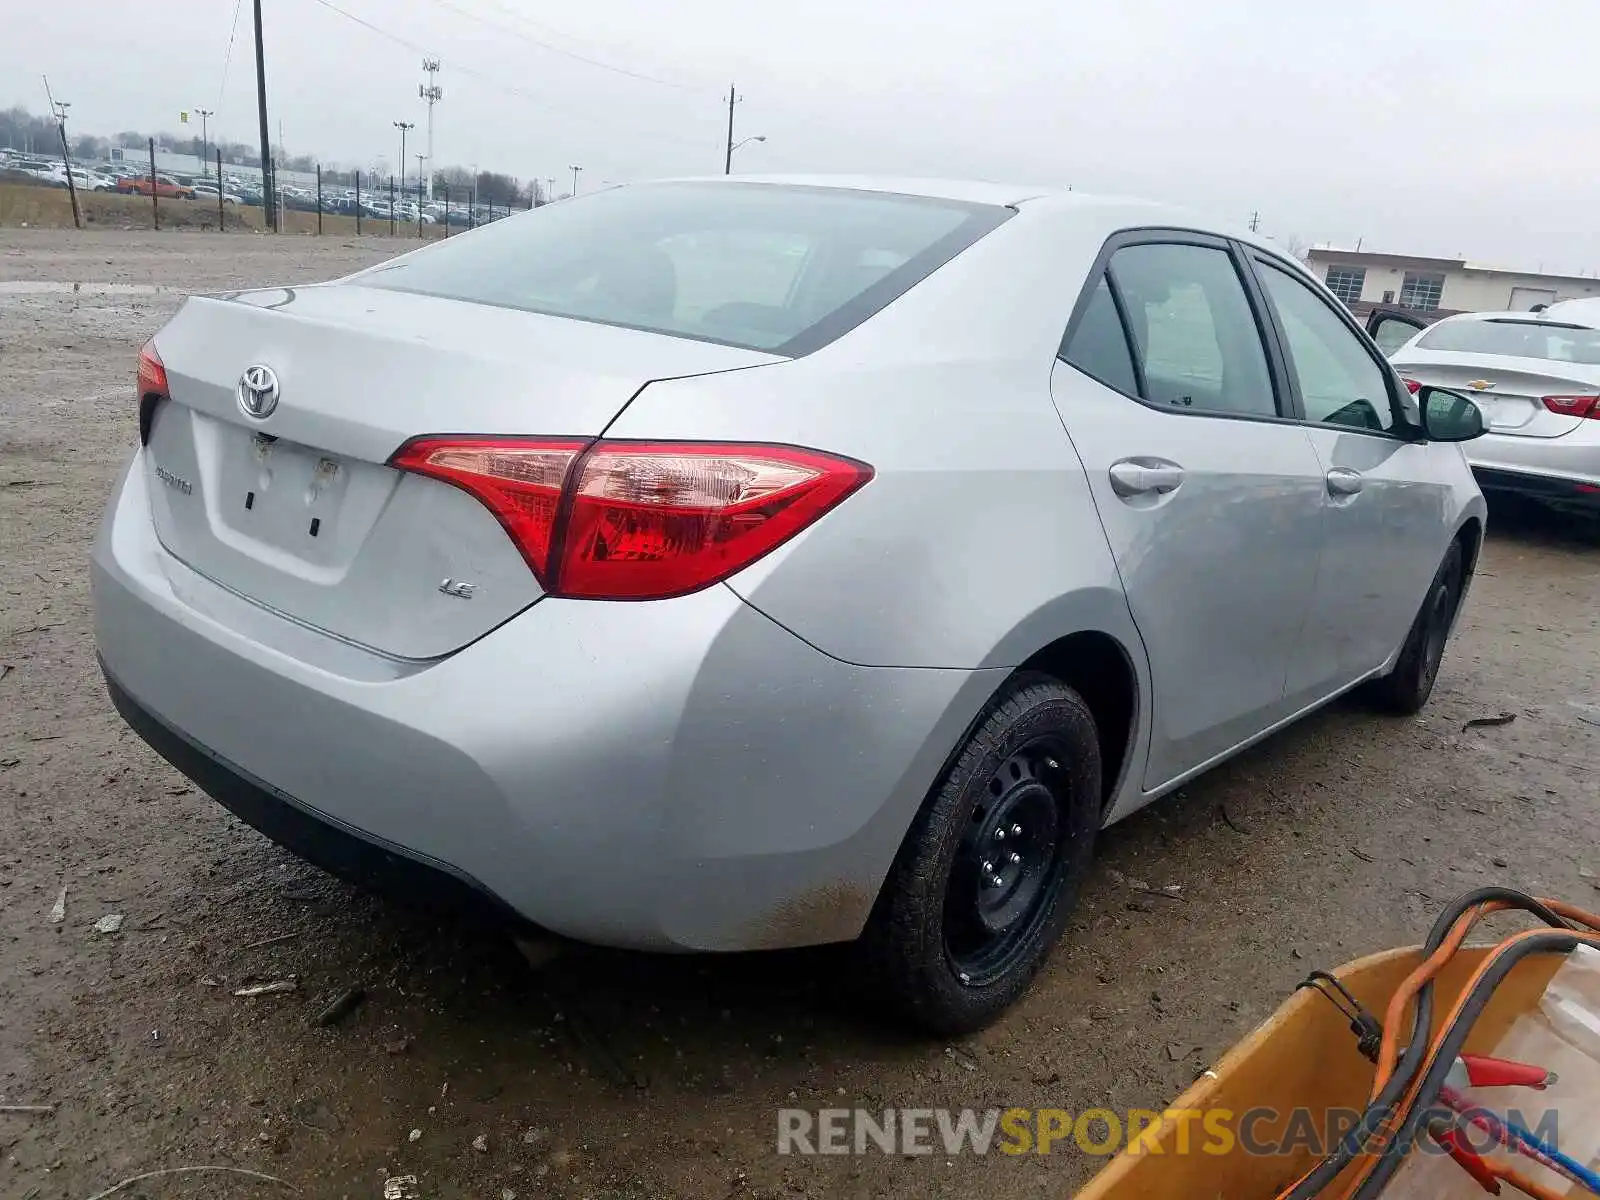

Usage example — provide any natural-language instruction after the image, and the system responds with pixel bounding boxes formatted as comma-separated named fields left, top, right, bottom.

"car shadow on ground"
left=1481, top=493, right=1600, bottom=549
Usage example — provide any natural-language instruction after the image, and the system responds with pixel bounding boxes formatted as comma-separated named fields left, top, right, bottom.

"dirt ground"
left=1, top=228, right=1597, bottom=1200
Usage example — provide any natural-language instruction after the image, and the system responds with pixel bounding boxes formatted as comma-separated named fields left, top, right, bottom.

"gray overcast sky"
left=6, top=0, right=1599, bottom=271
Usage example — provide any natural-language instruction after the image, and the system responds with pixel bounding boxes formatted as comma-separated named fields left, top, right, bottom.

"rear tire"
left=1364, top=540, right=1465, bottom=715
left=858, top=674, right=1100, bottom=1035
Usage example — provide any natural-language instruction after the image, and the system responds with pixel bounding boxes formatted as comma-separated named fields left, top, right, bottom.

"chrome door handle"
left=1326, top=468, right=1364, bottom=496
left=1109, top=460, right=1185, bottom=497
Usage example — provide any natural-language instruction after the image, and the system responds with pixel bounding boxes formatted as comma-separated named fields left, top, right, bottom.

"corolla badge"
left=237, top=364, right=280, bottom=418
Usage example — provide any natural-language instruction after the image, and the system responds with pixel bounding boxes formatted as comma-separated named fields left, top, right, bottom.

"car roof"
left=631, top=173, right=1262, bottom=238
left=1539, top=297, right=1600, bottom=328
left=1434, top=306, right=1600, bottom=330
left=649, top=174, right=1054, bottom=206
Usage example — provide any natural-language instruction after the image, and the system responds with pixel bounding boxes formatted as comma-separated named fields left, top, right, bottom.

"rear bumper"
left=103, top=665, right=526, bottom=927
left=1467, top=427, right=1600, bottom=491
left=92, top=450, right=996, bottom=951
left=1472, top=466, right=1600, bottom=509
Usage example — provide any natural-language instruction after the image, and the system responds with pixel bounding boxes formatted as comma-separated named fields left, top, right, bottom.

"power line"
left=473, top=0, right=688, bottom=75
left=301, top=0, right=713, bottom=151
left=216, top=0, right=247, bottom=113
left=417, top=0, right=692, bottom=90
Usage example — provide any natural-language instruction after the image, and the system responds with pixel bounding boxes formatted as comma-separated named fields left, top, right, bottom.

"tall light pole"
left=394, top=121, right=414, bottom=193
left=194, top=107, right=214, bottom=175
left=419, top=59, right=442, bottom=201
left=569, top=165, right=582, bottom=195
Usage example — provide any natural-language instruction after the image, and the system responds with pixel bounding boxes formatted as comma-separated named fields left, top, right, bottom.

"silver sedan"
left=93, top=176, right=1488, bottom=1032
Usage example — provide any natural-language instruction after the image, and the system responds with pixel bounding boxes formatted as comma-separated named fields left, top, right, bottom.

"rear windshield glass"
left=1417, top=318, right=1600, bottom=365
left=353, top=182, right=1010, bottom=355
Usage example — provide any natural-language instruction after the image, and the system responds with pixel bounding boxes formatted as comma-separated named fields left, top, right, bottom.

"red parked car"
left=116, top=174, right=194, bottom=200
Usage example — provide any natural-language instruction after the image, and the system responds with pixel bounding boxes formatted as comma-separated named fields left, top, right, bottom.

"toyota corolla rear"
left=1391, top=312, right=1600, bottom=509
left=90, top=180, right=1017, bottom=952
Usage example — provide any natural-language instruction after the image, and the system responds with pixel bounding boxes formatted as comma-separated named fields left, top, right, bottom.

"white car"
left=192, top=184, right=239, bottom=205
left=1388, top=309, right=1600, bottom=514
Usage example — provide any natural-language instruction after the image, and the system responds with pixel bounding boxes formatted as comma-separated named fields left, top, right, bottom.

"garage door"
left=1509, top=286, right=1557, bottom=311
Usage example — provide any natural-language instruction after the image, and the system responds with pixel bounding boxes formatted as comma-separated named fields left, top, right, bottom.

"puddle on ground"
left=0, top=281, right=171, bottom=296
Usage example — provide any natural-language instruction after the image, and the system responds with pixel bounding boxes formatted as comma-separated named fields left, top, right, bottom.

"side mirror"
left=1419, top=386, right=1486, bottom=442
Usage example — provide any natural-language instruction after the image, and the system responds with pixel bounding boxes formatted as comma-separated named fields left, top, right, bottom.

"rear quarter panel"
left=601, top=200, right=1152, bottom=676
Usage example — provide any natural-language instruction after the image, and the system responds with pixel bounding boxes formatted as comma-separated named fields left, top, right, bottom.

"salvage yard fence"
left=6, top=139, right=533, bottom=238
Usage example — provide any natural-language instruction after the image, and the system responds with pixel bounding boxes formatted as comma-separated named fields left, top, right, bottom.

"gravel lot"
left=2, top=228, right=1598, bottom=1200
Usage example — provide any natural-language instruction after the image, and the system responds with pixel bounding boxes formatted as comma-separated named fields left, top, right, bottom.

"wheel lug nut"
left=1011, top=824, right=1022, bottom=837
left=994, top=829, right=1006, bottom=841
left=1008, top=852, right=1021, bottom=864
left=982, top=860, right=995, bottom=874
left=990, top=875, right=1004, bottom=888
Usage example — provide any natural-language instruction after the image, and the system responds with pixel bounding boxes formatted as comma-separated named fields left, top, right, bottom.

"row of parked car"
left=1, top=150, right=516, bottom=228
left=1, top=150, right=203, bottom=198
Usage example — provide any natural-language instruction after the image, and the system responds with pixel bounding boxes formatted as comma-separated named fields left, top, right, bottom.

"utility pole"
left=42, top=77, right=80, bottom=230
left=252, top=0, right=275, bottom=230
left=1248, top=210, right=1261, bottom=233
left=723, top=83, right=739, bottom=174
left=394, top=121, right=414, bottom=195
left=194, top=107, right=214, bottom=175
left=569, top=165, right=582, bottom=195
left=419, top=59, right=442, bottom=201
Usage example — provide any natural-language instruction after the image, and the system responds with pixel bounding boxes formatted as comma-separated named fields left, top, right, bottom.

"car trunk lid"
left=141, top=284, right=780, bottom=659
left=1392, top=353, right=1599, bottom=438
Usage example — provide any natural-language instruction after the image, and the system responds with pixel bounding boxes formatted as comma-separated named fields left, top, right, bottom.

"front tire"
left=859, top=674, right=1100, bottom=1035
left=1365, top=540, right=1465, bottom=714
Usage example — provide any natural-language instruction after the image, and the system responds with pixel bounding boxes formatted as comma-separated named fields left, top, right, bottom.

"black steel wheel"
left=859, top=674, right=1101, bottom=1034
left=1365, top=540, right=1465, bottom=715
left=943, top=742, right=1074, bottom=987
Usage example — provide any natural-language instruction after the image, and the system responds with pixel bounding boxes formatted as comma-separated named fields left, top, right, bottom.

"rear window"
left=1417, top=318, right=1600, bottom=365
left=354, top=182, right=1010, bottom=355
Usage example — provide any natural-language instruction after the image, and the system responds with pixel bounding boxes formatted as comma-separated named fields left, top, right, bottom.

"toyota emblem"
left=237, top=364, right=280, bottom=418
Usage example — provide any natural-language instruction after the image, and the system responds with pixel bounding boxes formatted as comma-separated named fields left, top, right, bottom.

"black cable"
left=1283, top=888, right=1574, bottom=1200
left=1351, top=930, right=1586, bottom=1200
left=1298, top=972, right=1383, bottom=1062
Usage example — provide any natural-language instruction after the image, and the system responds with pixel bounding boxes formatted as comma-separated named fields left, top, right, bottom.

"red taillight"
left=390, top=437, right=588, bottom=581
left=137, top=340, right=170, bottom=445
left=137, top=341, right=168, bottom=400
left=1403, top=378, right=1422, bottom=394
left=391, top=437, right=873, bottom=600
left=560, top=441, right=874, bottom=599
left=1541, top=395, right=1600, bottom=419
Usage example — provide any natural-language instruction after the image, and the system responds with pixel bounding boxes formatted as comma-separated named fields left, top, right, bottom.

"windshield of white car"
left=1417, top=317, right=1600, bottom=365
left=355, top=182, right=1012, bottom=355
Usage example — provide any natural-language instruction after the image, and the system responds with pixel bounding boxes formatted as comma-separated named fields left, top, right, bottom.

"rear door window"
left=1060, top=275, right=1138, bottom=396
left=1106, top=242, right=1279, bottom=418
